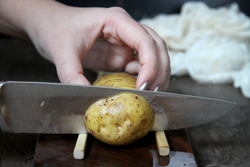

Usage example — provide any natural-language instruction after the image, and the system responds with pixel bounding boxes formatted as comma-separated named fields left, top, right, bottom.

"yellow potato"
left=93, top=72, right=137, bottom=89
left=84, top=73, right=154, bottom=145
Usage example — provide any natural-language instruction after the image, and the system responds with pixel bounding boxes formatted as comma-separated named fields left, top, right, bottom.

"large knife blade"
left=0, top=81, right=238, bottom=134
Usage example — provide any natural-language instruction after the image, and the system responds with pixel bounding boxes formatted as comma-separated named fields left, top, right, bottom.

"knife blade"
left=0, top=81, right=238, bottom=134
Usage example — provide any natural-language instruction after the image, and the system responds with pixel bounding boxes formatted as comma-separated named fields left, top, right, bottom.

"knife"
left=0, top=81, right=238, bottom=134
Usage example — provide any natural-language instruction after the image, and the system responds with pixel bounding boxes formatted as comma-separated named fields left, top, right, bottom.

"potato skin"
left=93, top=72, right=137, bottom=89
left=84, top=73, right=154, bottom=145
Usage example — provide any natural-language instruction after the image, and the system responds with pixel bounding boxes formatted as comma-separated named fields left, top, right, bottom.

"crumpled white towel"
left=140, top=2, right=250, bottom=98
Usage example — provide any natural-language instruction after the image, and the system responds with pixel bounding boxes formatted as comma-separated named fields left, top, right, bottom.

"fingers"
left=142, top=25, right=171, bottom=92
left=39, top=6, right=170, bottom=90
left=104, top=10, right=170, bottom=91
left=124, top=59, right=141, bottom=74
left=54, top=50, right=91, bottom=85
left=109, top=19, right=158, bottom=89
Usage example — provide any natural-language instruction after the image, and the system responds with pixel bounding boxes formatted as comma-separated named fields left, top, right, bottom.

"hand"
left=0, top=0, right=171, bottom=91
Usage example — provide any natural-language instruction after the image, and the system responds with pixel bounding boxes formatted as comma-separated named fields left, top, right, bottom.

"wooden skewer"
left=154, top=88, right=170, bottom=156
left=140, top=83, right=170, bottom=156
left=155, top=131, right=170, bottom=156
left=73, top=71, right=104, bottom=160
left=73, top=134, right=88, bottom=159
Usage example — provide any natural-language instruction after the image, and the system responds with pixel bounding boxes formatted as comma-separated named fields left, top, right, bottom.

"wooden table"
left=34, top=130, right=191, bottom=167
left=1, top=37, right=249, bottom=166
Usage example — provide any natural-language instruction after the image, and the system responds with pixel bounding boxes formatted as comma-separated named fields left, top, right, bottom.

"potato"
left=93, top=72, right=137, bottom=89
left=84, top=73, right=154, bottom=145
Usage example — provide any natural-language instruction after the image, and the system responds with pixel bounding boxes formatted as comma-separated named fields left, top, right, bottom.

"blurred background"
left=58, top=0, right=250, bottom=19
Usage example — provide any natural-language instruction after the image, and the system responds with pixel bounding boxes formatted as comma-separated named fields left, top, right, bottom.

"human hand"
left=0, top=0, right=171, bottom=91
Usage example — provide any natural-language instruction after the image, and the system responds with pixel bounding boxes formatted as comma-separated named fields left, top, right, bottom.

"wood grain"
left=34, top=130, right=191, bottom=167
left=0, top=131, right=38, bottom=167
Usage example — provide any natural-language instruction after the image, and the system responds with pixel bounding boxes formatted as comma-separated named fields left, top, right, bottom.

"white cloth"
left=140, top=2, right=250, bottom=98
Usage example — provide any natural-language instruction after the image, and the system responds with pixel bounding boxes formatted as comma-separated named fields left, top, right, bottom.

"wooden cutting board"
left=34, top=130, right=192, bottom=167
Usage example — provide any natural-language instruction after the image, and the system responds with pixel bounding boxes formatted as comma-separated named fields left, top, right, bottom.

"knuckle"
left=58, top=70, right=76, bottom=84
left=163, top=65, right=171, bottom=75
left=158, top=38, right=167, bottom=47
left=60, top=75, right=74, bottom=84
left=108, top=7, right=127, bottom=14
left=146, top=36, right=157, bottom=48
left=164, top=67, right=171, bottom=80
left=151, top=64, right=159, bottom=73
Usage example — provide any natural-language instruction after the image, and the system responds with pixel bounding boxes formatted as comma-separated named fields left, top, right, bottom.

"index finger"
left=105, top=13, right=159, bottom=89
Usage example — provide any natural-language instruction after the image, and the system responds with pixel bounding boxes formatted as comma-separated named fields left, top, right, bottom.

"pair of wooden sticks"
left=73, top=72, right=170, bottom=159
left=73, top=132, right=169, bottom=159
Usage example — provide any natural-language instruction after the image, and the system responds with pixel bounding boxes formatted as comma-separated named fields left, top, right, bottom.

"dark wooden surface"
left=34, top=130, right=192, bottom=167
left=1, top=37, right=250, bottom=167
left=0, top=37, right=56, bottom=167
left=0, top=37, right=95, bottom=167
left=168, top=77, right=250, bottom=166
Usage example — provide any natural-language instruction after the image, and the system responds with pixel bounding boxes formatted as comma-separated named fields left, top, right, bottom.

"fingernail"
left=140, top=82, right=150, bottom=90
left=154, top=86, right=162, bottom=92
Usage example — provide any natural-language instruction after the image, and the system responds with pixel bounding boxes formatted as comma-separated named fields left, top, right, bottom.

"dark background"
left=58, top=0, right=250, bottom=20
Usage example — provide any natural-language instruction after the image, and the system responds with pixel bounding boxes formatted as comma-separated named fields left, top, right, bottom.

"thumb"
left=54, top=54, right=91, bottom=85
